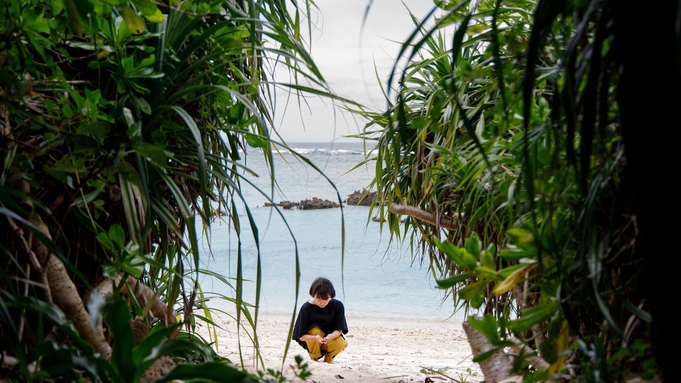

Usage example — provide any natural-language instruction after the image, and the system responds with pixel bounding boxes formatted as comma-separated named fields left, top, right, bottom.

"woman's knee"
left=326, top=336, right=348, bottom=355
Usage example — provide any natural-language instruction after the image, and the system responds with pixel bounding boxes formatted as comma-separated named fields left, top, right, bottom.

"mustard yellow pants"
left=305, top=326, right=348, bottom=363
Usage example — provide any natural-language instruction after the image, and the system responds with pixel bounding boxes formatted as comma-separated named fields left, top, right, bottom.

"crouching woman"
left=292, top=277, right=348, bottom=363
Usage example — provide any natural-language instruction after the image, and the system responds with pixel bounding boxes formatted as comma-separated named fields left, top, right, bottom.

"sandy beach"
left=199, top=310, right=482, bottom=383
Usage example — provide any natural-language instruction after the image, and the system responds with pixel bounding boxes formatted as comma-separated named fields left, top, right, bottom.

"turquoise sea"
left=197, top=141, right=462, bottom=321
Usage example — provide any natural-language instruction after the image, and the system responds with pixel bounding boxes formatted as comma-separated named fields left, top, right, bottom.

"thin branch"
left=419, top=366, right=462, bottom=382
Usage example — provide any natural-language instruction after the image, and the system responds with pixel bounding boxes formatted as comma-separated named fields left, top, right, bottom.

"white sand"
left=198, top=310, right=483, bottom=383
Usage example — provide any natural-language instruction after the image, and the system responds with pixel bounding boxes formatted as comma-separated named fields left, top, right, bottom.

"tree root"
left=97, top=275, right=180, bottom=339
left=121, top=276, right=177, bottom=331
left=23, top=215, right=178, bottom=363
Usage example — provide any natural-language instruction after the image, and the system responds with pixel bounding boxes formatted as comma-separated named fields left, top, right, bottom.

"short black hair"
left=309, top=277, right=336, bottom=299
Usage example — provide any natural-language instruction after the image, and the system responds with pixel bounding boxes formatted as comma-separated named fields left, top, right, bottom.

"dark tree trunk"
left=616, top=1, right=679, bottom=381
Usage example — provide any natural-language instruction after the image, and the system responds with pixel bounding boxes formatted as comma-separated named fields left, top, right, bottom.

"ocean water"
left=197, top=141, right=461, bottom=321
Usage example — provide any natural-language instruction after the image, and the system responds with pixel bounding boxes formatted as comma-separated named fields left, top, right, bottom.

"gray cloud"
left=274, top=0, right=438, bottom=142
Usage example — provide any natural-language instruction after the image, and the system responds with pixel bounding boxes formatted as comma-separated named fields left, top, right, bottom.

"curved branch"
left=389, top=203, right=463, bottom=230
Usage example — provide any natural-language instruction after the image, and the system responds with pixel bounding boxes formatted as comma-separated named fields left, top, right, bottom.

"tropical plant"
left=0, top=0, right=345, bottom=381
left=359, top=0, right=673, bottom=381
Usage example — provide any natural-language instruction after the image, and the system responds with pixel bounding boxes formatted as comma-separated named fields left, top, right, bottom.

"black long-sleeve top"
left=292, top=299, right=348, bottom=350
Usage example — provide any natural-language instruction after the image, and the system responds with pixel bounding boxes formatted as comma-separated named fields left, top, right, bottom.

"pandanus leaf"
left=122, top=4, right=145, bottom=34
left=493, top=263, right=537, bottom=295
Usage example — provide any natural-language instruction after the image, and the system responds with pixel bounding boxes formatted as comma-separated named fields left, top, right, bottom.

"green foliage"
left=1, top=293, right=256, bottom=382
left=250, top=355, right=312, bottom=383
left=97, top=224, right=148, bottom=278
left=358, top=0, right=658, bottom=380
left=1, top=0, right=342, bottom=380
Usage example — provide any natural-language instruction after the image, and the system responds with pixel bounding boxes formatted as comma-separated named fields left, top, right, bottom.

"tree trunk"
left=462, top=318, right=520, bottom=383
left=616, top=2, right=678, bottom=381
left=30, top=218, right=112, bottom=360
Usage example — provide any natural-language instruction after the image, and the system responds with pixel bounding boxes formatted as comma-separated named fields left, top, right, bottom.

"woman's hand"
left=316, top=335, right=327, bottom=344
left=322, top=331, right=341, bottom=343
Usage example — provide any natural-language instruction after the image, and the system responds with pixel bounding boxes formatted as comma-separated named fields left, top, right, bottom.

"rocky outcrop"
left=263, top=190, right=379, bottom=210
left=298, top=197, right=340, bottom=209
left=345, top=189, right=376, bottom=206
left=264, top=197, right=339, bottom=209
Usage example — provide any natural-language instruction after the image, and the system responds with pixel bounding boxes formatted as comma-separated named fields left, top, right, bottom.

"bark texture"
left=462, top=318, right=520, bottom=383
left=30, top=219, right=112, bottom=360
left=389, top=203, right=462, bottom=230
left=141, top=356, right=176, bottom=383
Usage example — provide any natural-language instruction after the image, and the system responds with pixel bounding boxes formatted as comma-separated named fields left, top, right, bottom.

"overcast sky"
left=272, top=0, right=440, bottom=143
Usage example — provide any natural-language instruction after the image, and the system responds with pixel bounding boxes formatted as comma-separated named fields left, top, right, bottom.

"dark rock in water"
left=264, top=201, right=295, bottom=209
left=263, top=198, right=339, bottom=210
left=298, top=197, right=339, bottom=209
left=279, top=201, right=296, bottom=210
left=345, top=189, right=376, bottom=206
left=262, top=190, right=378, bottom=209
